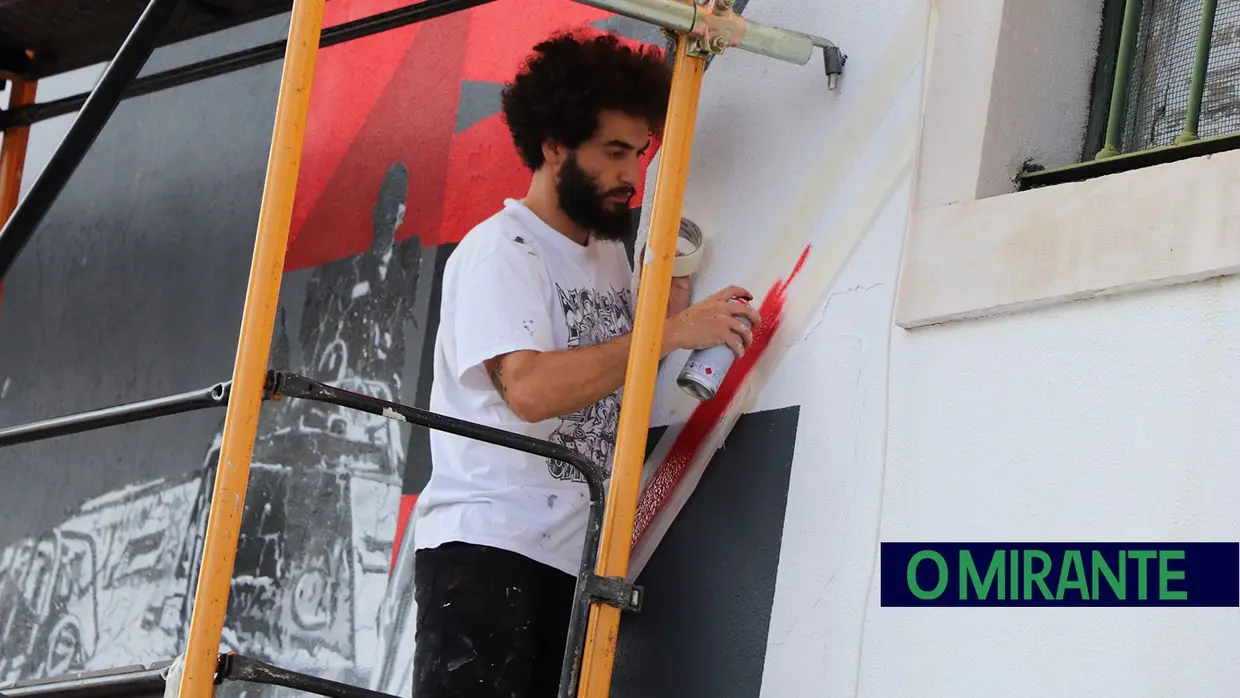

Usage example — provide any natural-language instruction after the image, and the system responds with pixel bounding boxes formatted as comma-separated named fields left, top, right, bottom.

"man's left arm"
left=657, top=275, right=692, bottom=370
left=634, top=239, right=693, bottom=365
left=635, top=238, right=694, bottom=319
left=667, top=275, right=692, bottom=318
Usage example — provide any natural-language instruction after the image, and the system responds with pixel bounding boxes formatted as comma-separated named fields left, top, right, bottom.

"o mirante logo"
left=880, top=543, right=1240, bottom=607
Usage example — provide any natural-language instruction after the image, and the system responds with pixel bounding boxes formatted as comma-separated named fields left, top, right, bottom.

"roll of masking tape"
left=673, top=218, right=704, bottom=277
left=640, top=217, right=706, bottom=278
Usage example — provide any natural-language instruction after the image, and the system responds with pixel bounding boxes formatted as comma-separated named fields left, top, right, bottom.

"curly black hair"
left=500, top=30, right=672, bottom=171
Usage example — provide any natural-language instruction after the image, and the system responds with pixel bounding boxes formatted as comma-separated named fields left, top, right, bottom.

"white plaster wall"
left=636, top=0, right=930, bottom=694
left=915, top=0, right=1103, bottom=208
left=663, top=0, right=1240, bottom=695
left=975, top=0, right=1102, bottom=198
left=866, top=275, right=1240, bottom=696
left=912, top=0, right=1003, bottom=210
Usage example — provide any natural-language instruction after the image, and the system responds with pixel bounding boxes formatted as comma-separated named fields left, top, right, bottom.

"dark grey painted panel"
left=612, top=405, right=799, bottom=698
left=454, top=80, right=503, bottom=134
left=590, top=15, right=668, bottom=45
left=0, top=23, right=284, bottom=543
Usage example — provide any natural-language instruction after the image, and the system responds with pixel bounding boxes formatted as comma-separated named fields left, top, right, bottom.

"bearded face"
left=555, top=151, right=636, bottom=242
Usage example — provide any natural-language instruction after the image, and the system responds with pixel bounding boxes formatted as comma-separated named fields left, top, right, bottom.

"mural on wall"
left=629, top=244, right=811, bottom=576
left=191, top=158, right=423, bottom=676
left=0, top=475, right=198, bottom=682
left=0, top=0, right=668, bottom=692
left=0, top=158, right=422, bottom=686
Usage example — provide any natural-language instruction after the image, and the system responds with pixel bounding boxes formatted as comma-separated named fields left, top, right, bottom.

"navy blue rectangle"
left=880, top=542, right=1239, bottom=607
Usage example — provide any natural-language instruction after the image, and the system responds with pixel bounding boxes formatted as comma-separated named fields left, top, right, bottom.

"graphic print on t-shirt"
left=545, top=282, right=635, bottom=482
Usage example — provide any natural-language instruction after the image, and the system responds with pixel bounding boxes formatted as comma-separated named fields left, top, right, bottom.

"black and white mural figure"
left=197, top=161, right=421, bottom=679
left=0, top=163, right=424, bottom=690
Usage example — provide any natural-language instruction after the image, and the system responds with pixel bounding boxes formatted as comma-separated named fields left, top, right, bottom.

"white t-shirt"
left=411, top=198, right=635, bottom=576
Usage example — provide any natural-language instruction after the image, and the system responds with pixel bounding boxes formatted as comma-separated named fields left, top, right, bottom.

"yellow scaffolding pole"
left=175, top=1, right=327, bottom=697
left=577, top=32, right=705, bottom=698
left=0, top=76, right=38, bottom=307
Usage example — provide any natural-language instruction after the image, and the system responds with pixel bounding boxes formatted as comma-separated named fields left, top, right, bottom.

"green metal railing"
left=1093, top=0, right=1147, bottom=160
left=1020, top=0, right=1235, bottom=189
left=1173, top=0, right=1219, bottom=145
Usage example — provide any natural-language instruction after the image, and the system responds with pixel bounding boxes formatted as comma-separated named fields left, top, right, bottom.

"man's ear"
left=542, top=139, right=566, bottom=169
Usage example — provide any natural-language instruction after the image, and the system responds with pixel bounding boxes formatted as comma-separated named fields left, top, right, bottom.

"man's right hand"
left=663, top=285, right=763, bottom=358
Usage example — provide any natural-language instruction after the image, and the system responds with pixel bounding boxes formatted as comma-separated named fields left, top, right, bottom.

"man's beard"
left=557, top=154, right=636, bottom=242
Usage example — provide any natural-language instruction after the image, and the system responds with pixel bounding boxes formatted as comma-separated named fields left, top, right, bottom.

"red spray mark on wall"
left=631, top=244, right=813, bottom=550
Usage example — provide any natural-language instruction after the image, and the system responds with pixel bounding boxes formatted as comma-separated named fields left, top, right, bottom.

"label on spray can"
left=676, top=296, right=753, bottom=401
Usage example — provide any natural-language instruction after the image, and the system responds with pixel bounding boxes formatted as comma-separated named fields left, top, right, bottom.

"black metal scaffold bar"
left=219, top=654, right=398, bottom=698
left=0, top=0, right=499, bottom=130
left=0, top=382, right=232, bottom=447
left=0, top=370, right=639, bottom=695
left=0, top=661, right=172, bottom=698
left=0, top=654, right=401, bottom=698
left=0, top=0, right=183, bottom=282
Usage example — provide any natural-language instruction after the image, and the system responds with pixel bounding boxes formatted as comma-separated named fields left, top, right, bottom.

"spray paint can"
left=676, top=296, right=753, bottom=401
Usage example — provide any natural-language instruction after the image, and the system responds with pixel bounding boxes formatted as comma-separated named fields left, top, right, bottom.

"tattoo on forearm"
left=488, top=360, right=507, bottom=398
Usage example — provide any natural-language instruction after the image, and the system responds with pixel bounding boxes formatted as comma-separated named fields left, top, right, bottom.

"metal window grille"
left=1121, top=0, right=1240, bottom=152
left=1021, top=0, right=1240, bottom=188
left=1091, top=0, right=1240, bottom=158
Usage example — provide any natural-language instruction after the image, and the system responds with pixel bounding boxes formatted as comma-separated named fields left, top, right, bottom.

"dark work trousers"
left=412, top=541, right=578, bottom=697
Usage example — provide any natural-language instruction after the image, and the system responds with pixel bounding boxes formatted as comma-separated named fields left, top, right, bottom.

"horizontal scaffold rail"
left=0, top=369, right=605, bottom=487
left=0, top=369, right=628, bottom=693
left=0, top=0, right=845, bottom=131
left=0, top=0, right=499, bottom=130
left=0, top=654, right=403, bottom=698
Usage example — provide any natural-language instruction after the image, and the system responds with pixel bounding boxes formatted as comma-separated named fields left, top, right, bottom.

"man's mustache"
left=604, top=187, right=636, bottom=200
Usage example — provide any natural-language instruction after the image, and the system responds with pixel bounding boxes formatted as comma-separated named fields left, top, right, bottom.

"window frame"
left=894, top=0, right=1240, bottom=330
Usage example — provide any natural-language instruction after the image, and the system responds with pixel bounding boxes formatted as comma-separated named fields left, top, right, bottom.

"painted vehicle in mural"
left=0, top=162, right=414, bottom=687
left=0, top=473, right=211, bottom=683
left=0, top=365, right=403, bottom=686
left=181, top=359, right=404, bottom=675
left=0, top=529, right=100, bottom=683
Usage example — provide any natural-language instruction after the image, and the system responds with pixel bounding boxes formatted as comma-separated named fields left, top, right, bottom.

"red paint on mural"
left=286, top=1, right=665, bottom=269
left=631, top=244, right=813, bottom=550
left=460, top=2, right=614, bottom=84
left=436, top=107, right=527, bottom=247
left=288, top=0, right=422, bottom=243
left=287, top=10, right=469, bottom=269
left=391, top=493, right=419, bottom=575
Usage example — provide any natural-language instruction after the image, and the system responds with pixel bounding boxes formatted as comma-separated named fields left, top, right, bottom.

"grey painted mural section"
left=0, top=11, right=418, bottom=686
left=0, top=17, right=285, bottom=544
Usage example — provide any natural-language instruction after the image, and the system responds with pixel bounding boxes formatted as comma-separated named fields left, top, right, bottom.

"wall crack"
left=799, top=283, right=885, bottom=343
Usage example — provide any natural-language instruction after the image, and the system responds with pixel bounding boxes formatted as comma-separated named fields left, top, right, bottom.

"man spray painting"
left=408, top=30, right=761, bottom=696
